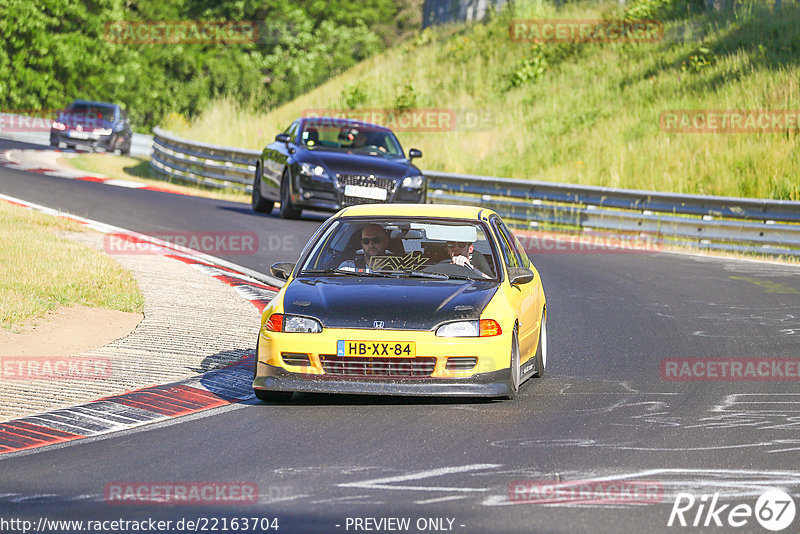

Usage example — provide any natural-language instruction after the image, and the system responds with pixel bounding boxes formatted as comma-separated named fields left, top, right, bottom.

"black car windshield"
left=61, top=104, right=115, bottom=125
left=299, top=119, right=404, bottom=157
left=299, top=218, right=499, bottom=281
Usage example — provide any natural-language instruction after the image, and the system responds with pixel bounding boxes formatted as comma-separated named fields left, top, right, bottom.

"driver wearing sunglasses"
left=338, top=224, right=392, bottom=272
left=446, top=240, right=493, bottom=279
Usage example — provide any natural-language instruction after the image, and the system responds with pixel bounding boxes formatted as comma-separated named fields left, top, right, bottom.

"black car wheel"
left=251, top=163, right=275, bottom=213
left=279, top=168, right=301, bottom=219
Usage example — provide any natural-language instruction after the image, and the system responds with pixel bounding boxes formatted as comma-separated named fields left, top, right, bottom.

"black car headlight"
left=300, top=163, right=327, bottom=177
left=401, top=175, right=425, bottom=188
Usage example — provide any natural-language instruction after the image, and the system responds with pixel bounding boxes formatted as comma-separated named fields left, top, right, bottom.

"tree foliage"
left=0, top=0, right=418, bottom=130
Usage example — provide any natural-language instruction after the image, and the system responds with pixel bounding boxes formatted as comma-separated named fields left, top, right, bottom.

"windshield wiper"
left=303, top=268, right=396, bottom=277
left=396, top=270, right=450, bottom=280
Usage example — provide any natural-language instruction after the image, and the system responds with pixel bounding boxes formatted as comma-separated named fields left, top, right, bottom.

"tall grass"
left=169, top=0, right=800, bottom=200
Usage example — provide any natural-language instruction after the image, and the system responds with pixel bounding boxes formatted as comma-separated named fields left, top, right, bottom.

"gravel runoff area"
left=0, top=230, right=263, bottom=423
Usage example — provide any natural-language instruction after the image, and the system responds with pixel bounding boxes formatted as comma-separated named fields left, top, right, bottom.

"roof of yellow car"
left=337, top=204, right=496, bottom=220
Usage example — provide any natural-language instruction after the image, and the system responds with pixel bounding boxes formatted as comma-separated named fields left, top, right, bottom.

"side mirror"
left=270, top=262, right=295, bottom=280
left=408, top=148, right=422, bottom=161
left=275, top=133, right=291, bottom=143
left=508, top=267, right=534, bottom=286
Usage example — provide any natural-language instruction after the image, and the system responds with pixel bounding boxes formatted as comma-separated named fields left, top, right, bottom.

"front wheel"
left=251, top=163, right=275, bottom=213
left=279, top=169, right=301, bottom=219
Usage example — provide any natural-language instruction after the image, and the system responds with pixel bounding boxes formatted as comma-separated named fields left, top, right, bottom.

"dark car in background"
left=50, top=100, right=132, bottom=154
left=252, top=117, right=426, bottom=218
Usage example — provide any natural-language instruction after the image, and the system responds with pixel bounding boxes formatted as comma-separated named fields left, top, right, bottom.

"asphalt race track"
left=2, top=138, right=800, bottom=533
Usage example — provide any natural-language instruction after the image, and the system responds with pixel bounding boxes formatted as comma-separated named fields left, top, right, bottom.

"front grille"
left=446, top=357, right=477, bottom=371
left=319, top=355, right=436, bottom=378
left=337, top=174, right=396, bottom=205
left=281, top=352, right=311, bottom=366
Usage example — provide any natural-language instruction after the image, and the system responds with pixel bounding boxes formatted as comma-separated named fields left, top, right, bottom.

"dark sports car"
left=50, top=99, right=132, bottom=154
left=251, top=117, right=426, bottom=218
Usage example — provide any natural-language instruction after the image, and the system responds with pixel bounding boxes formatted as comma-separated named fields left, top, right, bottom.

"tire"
left=532, top=312, right=547, bottom=378
left=252, top=339, right=293, bottom=402
left=279, top=168, right=301, bottom=219
left=254, top=389, right=293, bottom=402
left=506, top=325, right=521, bottom=399
left=251, top=163, right=275, bottom=213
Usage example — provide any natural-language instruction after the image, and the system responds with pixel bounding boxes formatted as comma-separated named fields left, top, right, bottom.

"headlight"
left=96, top=128, right=112, bottom=135
left=263, top=314, right=323, bottom=333
left=402, top=175, right=425, bottom=188
left=284, top=315, right=322, bottom=333
left=51, top=121, right=66, bottom=131
left=300, top=163, right=326, bottom=176
left=436, top=319, right=502, bottom=337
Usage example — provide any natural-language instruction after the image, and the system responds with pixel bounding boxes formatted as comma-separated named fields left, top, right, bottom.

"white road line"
left=415, top=495, right=468, bottom=505
left=339, top=463, right=500, bottom=492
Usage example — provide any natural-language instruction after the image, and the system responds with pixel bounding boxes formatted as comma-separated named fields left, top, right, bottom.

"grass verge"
left=64, top=153, right=250, bottom=204
left=0, top=201, right=144, bottom=331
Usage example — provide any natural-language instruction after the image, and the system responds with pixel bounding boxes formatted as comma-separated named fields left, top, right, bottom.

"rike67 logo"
left=668, top=490, right=796, bottom=531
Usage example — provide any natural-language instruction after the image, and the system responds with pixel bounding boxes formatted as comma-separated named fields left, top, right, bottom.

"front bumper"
left=50, top=130, right=115, bottom=150
left=294, top=174, right=426, bottom=212
left=253, top=327, right=512, bottom=397
left=254, top=363, right=513, bottom=397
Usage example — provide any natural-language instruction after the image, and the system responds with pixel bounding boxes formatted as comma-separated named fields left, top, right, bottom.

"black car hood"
left=283, top=277, right=499, bottom=330
left=304, top=150, right=418, bottom=180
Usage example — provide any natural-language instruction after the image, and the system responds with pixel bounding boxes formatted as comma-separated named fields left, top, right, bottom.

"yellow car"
left=253, top=204, right=546, bottom=400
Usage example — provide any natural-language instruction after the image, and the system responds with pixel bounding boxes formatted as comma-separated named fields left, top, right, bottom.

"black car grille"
left=445, top=357, right=478, bottom=371
left=281, top=352, right=311, bottom=366
left=319, top=355, right=436, bottom=378
left=337, top=174, right=396, bottom=205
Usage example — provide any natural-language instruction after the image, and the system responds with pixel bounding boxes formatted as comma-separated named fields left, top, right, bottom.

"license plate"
left=344, top=184, right=387, bottom=200
left=68, top=131, right=89, bottom=139
left=337, top=340, right=415, bottom=358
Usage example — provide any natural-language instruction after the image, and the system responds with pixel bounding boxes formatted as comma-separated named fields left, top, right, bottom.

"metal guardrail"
left=151, top=127, right=257, bottom=192
left=151, top=128, right=800, bottom=257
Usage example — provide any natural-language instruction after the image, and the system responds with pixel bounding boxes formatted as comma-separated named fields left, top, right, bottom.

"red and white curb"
left=0, top=148, right=190, bottom=196
left=0, top=193, right=283, bottom=456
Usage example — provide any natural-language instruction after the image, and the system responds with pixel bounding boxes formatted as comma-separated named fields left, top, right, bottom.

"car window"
left=284, top=121, right=300, bottom=143
left=491, top=217, right=522, bottom=269
left=497, top=220, right=531, bottom=268
left=298, top=217, right=498, bottom=280
left=298, top=120, right=404, bottom=157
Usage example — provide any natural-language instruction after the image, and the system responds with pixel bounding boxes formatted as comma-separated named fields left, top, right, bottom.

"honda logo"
left=373, top=321, right=384, bottom=329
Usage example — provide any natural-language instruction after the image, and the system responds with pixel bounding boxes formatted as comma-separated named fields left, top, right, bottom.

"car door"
left=491, top=216, right=538, bottom=361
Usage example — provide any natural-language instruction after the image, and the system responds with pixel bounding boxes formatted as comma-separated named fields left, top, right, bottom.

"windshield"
left=299, top=217, right=499, bottom=281
left=60, top=104, right=116, bottom=126
left=299, top=119, right=404, bottom=157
